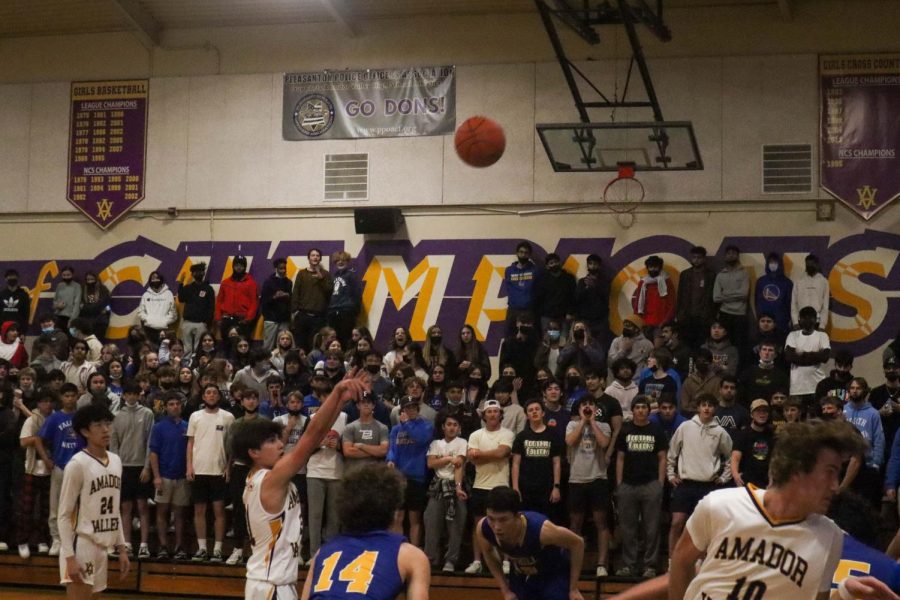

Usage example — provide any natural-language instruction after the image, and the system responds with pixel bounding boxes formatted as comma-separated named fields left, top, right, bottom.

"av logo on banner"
left=820, top=54, right=900, bottom=220
left=67, top=80, right=149, bottom=230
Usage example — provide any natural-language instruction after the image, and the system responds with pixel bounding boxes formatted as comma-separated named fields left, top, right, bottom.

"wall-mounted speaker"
left=353, top=207, right=404, bottom=234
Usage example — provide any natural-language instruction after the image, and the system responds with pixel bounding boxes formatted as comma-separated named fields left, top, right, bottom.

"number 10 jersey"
left=684, top=485, right=843, bottom=600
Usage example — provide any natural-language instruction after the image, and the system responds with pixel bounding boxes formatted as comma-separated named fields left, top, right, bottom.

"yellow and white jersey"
left=684, top=485, right=843, bottom=600
left=58, top=450, right=123, bottom=557
left=244, top=468, right=303, bottom=586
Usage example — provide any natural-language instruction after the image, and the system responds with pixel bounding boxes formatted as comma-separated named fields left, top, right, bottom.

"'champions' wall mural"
left=9, top=230, right=900, bottom=357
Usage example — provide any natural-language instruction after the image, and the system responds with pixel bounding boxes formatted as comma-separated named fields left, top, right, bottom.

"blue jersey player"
left=476, top=486, right=585, bottom=600
left=302, top=463, right=430, bottom=600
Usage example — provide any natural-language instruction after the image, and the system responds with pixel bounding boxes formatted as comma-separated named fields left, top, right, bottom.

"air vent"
left=324, top=153, right=368, bottom=201
left=761, top=144, right=812, bottom=194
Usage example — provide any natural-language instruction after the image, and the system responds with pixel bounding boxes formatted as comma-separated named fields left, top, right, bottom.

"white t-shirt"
left=186, top=408, right=235, bottom=476
left=306, top=411, right=347, bottom=480
left=684, top=486, right=842, bottom=600
left=468, top=426, right=515, bottom=490
left=427, top=437, right=468, bottom=480
left=566, top=419, right=611, bottom=483
left=244, top=469, right=303, bottom=586
left=785, top=330, right=830, bottom=395
left=21, top=413, right=48, bottom=476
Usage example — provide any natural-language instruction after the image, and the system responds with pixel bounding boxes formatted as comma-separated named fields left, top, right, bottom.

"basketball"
left=454, top=116, right=506, bottom=168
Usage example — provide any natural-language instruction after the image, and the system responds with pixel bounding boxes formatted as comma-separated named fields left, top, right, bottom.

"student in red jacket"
left=214, top=256, right=259, bottom=342
left=632, top=255, right=675, bottom=335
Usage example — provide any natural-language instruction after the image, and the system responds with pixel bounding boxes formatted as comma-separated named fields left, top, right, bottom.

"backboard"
left=536, top=121, right=703, bottom=172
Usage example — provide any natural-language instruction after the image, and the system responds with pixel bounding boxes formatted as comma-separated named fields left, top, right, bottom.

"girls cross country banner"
left=820, top=54, right=900, bottom=221
left=282, top=66, right=455, bottom=140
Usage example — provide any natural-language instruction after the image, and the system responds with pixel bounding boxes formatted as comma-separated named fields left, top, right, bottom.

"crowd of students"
left=1, top=243, right=899, bottom=581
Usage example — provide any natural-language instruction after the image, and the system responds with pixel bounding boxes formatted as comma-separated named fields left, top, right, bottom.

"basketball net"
left=602, top=162, right=644, bottom=228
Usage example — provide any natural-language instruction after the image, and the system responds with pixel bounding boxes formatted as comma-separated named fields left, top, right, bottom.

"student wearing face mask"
left=52, top=266, right=81, bottom=333
left=138, top=271, right=177, bottom=343
left=534, top=252, right=577, bottom=340
left=754, top=252, right=793, bottom=335
left=422, top=324, right=455, bottom=375
left=557, top=320, right=605, bottom=379
left=498, top=316, right=541, bottom=390
left=0, top=269, right=31, bottom=334
left=215, top=255, right=260, bottom=342
left=574, top=253, right=611, bottom=350
left=534, top=319, right=565, bottom=378
left=607, top=314, right=653, bottom=380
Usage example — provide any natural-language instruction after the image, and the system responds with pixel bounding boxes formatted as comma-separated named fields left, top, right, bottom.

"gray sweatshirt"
left=110, top=401, right=155, bottom=468
left=713, top=266, right=749, bottom=315
left=667, top=415, right=732, bottom=483
left=54, top=281, right=82, bottom=319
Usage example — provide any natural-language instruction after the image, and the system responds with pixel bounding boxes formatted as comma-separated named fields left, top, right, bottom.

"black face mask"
left=887, top=373, right=899, bottom=383
left=573, top=329, right=586, bottom=341
left=500, top=375, right=514, bottom=384
left=287, top=408, right=302, bottom=416
left=365, top=364, right=381, bottom=375
left=430, top=335, right=442, bottom=346
left=566, top=376, right=581, bottom=389
left=150, top=281, right=162, bottom=289
left=469, top=378, right=482, bottom=386
left=6, top=278, right=17, bottom=287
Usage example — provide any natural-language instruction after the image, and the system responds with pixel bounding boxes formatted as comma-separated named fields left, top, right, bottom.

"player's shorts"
left=245, top=578, right=298, bottom=600
left=192, top=474, right=228, bottom=503
left=59, top=534, right=109, bottom=593
left=568, top=478, right=609, bottom=513
left=403, top=478, right=428, bottom=512
left=670, top=480, right=718, bottom=515
left=509, top=575, right=569, bottom=600
left=121, top=466, right=154, bottom=502
left=469, top=488, right=490, bottom=517
left=155, top=478, right=191, bottom=507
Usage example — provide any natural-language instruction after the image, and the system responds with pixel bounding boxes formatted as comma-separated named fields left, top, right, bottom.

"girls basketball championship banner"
left=282, top=66, right=455, bottom=140
left=820, top=54, right=900, bottom=221
left=66, top=79, right=149, bottom=230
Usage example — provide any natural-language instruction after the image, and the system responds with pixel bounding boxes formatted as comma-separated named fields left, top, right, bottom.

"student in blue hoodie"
left=503, top=241, right=539, bottom=335
left=843, top=376, right=885, bottom=509
left=754, top=252, right=793, bottom=335
left=387, top=395, right=434, bottom=548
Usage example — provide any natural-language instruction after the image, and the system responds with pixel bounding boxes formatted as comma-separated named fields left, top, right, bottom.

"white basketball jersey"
left=684, top=485, right=843, bottom=600
left=244, top=469, right=303, bottom=586
left=60, top=450, right=123, bottom=549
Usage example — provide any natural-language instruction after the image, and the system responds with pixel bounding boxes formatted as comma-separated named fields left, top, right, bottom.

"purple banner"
left=67, top=80, right=149, bottom=230
left=820, top=54, right=900, bottom=220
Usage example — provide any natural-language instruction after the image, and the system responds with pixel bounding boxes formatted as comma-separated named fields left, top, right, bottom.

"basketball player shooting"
left=667, top=420, right=898, bottom=600
left=476, top=486, right=585, bottom=600
left=232, top=369, right=370, bottom=600
left=58, top=404, right=131, bottom=600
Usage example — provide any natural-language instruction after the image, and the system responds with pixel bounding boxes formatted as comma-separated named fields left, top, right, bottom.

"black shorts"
left=191, top=474, right=227, bottom=504
left=469, top=488, right=490, bottom=518
left=567, top=479, right=609, bottom=514
left=670, top=480, right=718, bottom=515
left=404, top=478, right=428, bottom=512
left=121, top=466, right=153, bottom=502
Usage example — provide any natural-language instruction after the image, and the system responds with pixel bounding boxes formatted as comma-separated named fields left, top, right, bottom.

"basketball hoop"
left=602, top=162, right=644, bottom=227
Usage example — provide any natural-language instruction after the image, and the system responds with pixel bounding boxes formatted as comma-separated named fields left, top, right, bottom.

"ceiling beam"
left=320, top=0, right=357, bottom=37
left=777, top=0, right=794, bottom=22
left=112, top=0, right=161, bottom=48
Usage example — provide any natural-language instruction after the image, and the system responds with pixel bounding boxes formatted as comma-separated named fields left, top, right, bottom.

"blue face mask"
left=69, top=327, right=78, bottom=337
left=548, top=330, right=561, bottom=341
left=42, top=327, right=55, bottom=334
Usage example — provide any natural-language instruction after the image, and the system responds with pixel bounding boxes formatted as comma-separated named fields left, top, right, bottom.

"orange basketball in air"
left=454, top=116, right=506, bottom=168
